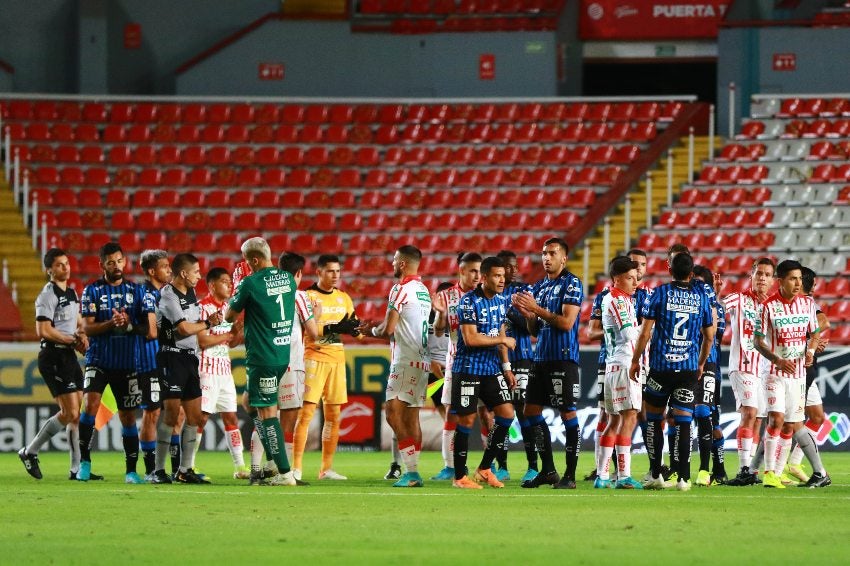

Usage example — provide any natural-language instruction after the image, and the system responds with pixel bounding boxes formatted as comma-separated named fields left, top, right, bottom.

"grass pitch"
left=2, top=449, right=849, bottom=565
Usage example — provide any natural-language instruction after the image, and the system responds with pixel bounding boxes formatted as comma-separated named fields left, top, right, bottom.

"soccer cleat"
left=787, top=464, right=810, bottom=483
left=521, top=468, right=539, bottom=483
left=803, top=472, right=831, bottom=488
left=249, top=471, right=267, bottom=486
left=393, top=472, right=424, bottom=488
left=150, top=469, right=172, bottom=484
left=762, top=471, right=786, bottom=489
left=521, top=470, right=560, bottom=488
left=780, top=473, right=797, bottom=486
left=642, top=475, right=666, bottom=490
left=431, top=466, right=455, bottom=480
left=125, top=472, right=144, bottom=484
left=175, top=468, right=211, bottom=484
left=474, top=468, right=504, bottom=488
left=494, top=467, right=510, bottom=482
left=593, top=477, right=614, bottom=489
left=70, top=470, right=103, bottom=481
left=268, top=471, right=297, bottom=486
left=233, top=467, right=251, bottom=480
left=452, top=475, right=483, bottom=489
left=18, top=448, right=42, bottom=480
left=384, top=462, right=402, bottom=480
left=659, top=464, right=673, bottom=481
left=78, top=461, right=92, bottom=482
left=663, top=471, right=678, bottom=489
left=318, top=469, right=347, bottom=481
left=553, top=477, right=577, bottom=490
left=294, top=478, right=311, bottom=486
left=710, top=474, right=729, bottom=486
left=291, top=468, right=302, bottom=481
left=695, top=470, right=711, bottom=487
left=676, top=479, right=692, bottom=492
left=725, top=468, right=756, bottom=486
left=583, top=469, right=598, bottom=482
left=615, top=477, right=644, bottom=490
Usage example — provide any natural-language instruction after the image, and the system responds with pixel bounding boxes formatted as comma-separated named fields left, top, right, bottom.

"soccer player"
left=448, top=256, right=516, bottom=489
left=138, top=249, right=170, bottom=480
left=225, top=237, right=297, bottom=486
left=512, top=237, right=583, bottom=489
left=149, top=254, right=221, bottom=484
left=430, top=252, right=482, bottom=480
left=497, top=249, right=537, bottom=482
left=630, top=252, right=714, bottom=491
left=194, top=267, right=249, bottom=479
left=361, top=245, right=433, bottom=487
left=596, top=256, right=643, bottom=489
left=79, top=242, right=156, bottom=483
left=293, top=253, right=361, bottom=481
left=724, top=257, right=775, bottom=486
left=18, top=248, right=89, bottom=480
left=754, top=261, right=824, bottom=489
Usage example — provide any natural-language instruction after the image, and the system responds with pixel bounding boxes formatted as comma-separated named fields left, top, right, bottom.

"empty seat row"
left=677, top=186, right=773, bottom=207
left=750, top=97, right=850, bottom=120
left=769, top=230, right=850, bottom=254
left=657, top=208, right=775, bottom=229
left=359, top=0, right=563, bottom=16
left=716, top=140, right=850, bottom=163
left=736, top=118, right=850, bottom=141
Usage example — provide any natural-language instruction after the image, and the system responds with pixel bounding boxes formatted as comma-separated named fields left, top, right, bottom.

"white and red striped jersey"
left=724, top=290, right=764, bottom=374
left=199, top=296, right=233, bottom=376
left=289, top=290, right=314, bottom=373
left=387, top=276, right=431, bottom=367
left=601, top=288, right=639, bottom=365
left=437, top=283, right=466, bottom=360
left=756, top=292, right=819, bottom=379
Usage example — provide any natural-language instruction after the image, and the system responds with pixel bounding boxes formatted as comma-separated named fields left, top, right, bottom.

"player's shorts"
left=729, top=370, right=766, bottom=417
left=764, top=373, right=806, bottom=423
left=805, top=379, right=823, bottom=407
left=386, top=361, right=430, bottom=408
left=246, top=364, right=287, bottom=408
left=38, top=342, right=83, bottom=398
left=278, top=368, right=306, bottom=410
left=303, top=358, right=347, bottom=405
left=511, top=359, right=533, bottom=404
left=805, top=363, right=817, bottom=397
left=427, top=371, right=444, bottom=407
left=450, top=371, right=512, bottom=416
left=84, top=366, right=142, bottom=411
left=695, top=363, right=718, bottom=407
left=200, top=371, right=238, bottom=414
left=595, top=363, right=605, bottom=408
left=527, top=360, right=580, bottom=413
left=643, top=369, right=698, bottom=413
left=157, top=348, right=202, bottom=402
left=603, top=362, right=641, bottom=414
left=137, top=369, right=161, bottom=410
left=440, top=365, right=453, bottom=406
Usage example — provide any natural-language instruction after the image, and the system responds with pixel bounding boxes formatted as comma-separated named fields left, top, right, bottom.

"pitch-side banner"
left=579, top=0, right=731, bottom=40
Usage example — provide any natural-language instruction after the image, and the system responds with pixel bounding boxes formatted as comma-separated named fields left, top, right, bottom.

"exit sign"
left=772, top=53, right=796, bottom=71
left=258, top=63, right=284, bottom=81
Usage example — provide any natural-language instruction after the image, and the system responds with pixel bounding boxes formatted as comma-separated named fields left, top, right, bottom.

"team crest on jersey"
left=126, top=293, right=134, bottom=304
left=552, top=285, right=561, bottom=295
left=460, top=396, right=470, bottom=407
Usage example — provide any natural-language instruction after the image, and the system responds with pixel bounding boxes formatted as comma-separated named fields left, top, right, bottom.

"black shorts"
left=806, top=362, right=816, bottom=393
left=137, top=369, right=162, bottom=410
left=643, top=369, right=698, bottom=413
left=84, top=366, right=142, bottom=411
left=38, top=344, right=83, bottom=398
left=427, top=372, right=444, bottom=408
left=511, top=359, right=533, bottom=404
left=527, top=360, right=580, bottom=412
left=157, top=350, right=201, bottom=401
left=450, top=372, right=512, bottom=416
left=596, top=363, right=606, bottom=404
left=696, top=363, right=718, bottom=406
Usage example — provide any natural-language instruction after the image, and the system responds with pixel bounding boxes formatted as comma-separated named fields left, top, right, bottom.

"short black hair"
left=480, top=256, right=504, bottom=275
left=496, top=249, right=517, bottom=261
left=801, top=266, right=816, bottom=294
left=458, top=252, right=482, bottom=265
left=206, top=267, right=229, bottom=285
left=172, top=253, right=199, bottom=275
left=43, top=247, right=67, bottom=269
left=609, top=256, right=638, bottom=279
left=692, top=264, right=714, bottom=288
left=279, top=252, right=306, bottom=276
left=776, top=259, right=803, bottom=280
left=436, top=281, right=454, bottom=293
left=397, top=245, right=422, bottom=263
left=671, top=252, right=694, bottom=281
left=667, top=243, right=689, bottom=259
left=317, top=254, right=340, bottom=268
left=99, top=242, right=123, bottom=262
left=140, top=249, right=168, bottom=273
left=544, top=237, right=569, bottom=256
left=752, top=257, right=776, bottom=275
left=626, top=248, right=647, bottom=258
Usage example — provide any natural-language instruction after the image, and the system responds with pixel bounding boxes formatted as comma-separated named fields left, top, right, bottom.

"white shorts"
left=441, top=366, right=453, bottom=406
left=805, top=380, right=823, bottom=407
left=764, top=374, right=806, bottom=423
left=200, top=371, right=238, bottom=414
left=603, top=363, right=641, bottom=414
left=729, top=370, right=766, bottom=417
left=386, top=362, right=429, bottom=408
left=277, top=368, right=306, bottom=410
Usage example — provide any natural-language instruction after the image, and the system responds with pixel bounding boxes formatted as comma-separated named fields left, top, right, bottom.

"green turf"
left=2, top=449, right=848, bottom=565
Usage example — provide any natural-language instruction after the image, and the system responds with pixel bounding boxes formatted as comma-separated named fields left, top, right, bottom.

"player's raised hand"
left=207, top=311, right=223, bottom=328
left=111, top=308, right=129, bottom=327
left=311, top=298, right=323, bottom=319
left=431, top=292, right=447, bottom=314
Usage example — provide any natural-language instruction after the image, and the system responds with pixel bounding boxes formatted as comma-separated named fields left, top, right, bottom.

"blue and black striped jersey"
left=136, top=281, right=161, bottom=373
left=452, top=286, right=508, bottom=376
left=530, top=270, right=583, bottom=363
left=81, top=278, right=155, bottom=371
left=501, top=281, right=533, bottom=362
left=709, top=301, right=726, bottom=365
left=641, top=280, right=713, bottom=372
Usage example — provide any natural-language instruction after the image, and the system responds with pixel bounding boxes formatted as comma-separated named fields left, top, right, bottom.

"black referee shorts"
left=157, top=349, right=201, bottom=402
left=38, top=344, right=83, bottom=398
